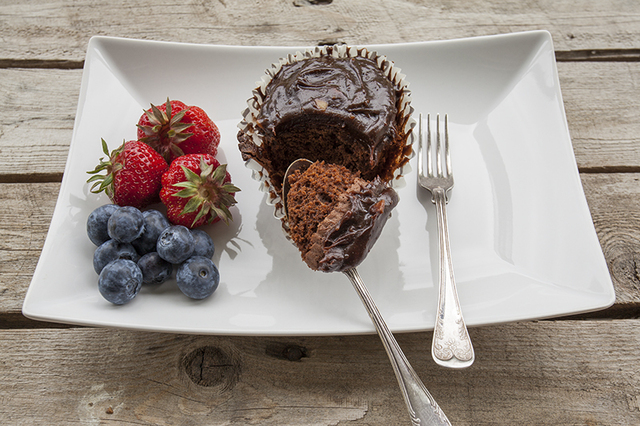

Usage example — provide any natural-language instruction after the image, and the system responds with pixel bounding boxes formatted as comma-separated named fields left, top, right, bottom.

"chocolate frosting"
left=304, top=178, right=399, bottom=273
left=256, top=54, right=399, bottom=165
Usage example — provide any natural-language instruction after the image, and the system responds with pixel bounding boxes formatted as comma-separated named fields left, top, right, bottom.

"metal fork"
left=418, top=113, right=474, bottom=369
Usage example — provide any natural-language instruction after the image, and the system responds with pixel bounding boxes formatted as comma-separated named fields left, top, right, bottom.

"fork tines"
left=418, top=113, right=453, bottom=202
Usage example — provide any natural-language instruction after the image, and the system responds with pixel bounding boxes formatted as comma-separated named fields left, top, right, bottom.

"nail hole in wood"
left=293, top=0, right=333, bottom=6
left=266, top=343, right=308, bottom=361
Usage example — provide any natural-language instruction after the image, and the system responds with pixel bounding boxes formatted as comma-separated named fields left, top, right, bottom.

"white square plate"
left=23, top=30, right=615, bottom=335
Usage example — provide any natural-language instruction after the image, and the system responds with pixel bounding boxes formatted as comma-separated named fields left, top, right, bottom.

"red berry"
left=137, top=99, right=220, bottom=163
left=87, top=139, right=168, bottom=209
left=160, top=154, right=240, bottom=228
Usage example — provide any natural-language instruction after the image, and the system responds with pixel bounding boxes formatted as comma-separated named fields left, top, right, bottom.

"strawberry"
left=137, top=99, right=220, bottom=163
left=87, top=139, right=168, bottom=209
left=160, top=154, right=240, bottom=228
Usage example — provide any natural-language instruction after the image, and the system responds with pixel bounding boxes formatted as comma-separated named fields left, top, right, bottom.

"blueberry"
left=87, top=204, right=120, bottom=246
left=176, top=256, right=220, bottom=299
left=93, top=239, right=140, bottom=274
left=191, top=229, right=215, bottom=258
left=157, top=225, right=194, bottom=264
left=98, top=259, right=143, bottom=305
left=138, top=252, right=173, bottom=285
left=107, top=206, right=144, bottom=243
left=132, top=209, right=171, bottom=255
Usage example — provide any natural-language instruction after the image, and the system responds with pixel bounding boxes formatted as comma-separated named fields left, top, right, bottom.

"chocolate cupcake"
left=237, top=44, right=414, bottom=220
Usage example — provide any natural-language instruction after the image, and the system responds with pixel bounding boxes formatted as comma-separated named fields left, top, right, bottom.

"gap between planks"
left=1, top=49, right=640, bottom=71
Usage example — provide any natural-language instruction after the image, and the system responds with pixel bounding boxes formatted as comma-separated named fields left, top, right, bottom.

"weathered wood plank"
left=2, top=173, right=639, bottom=321
left=1, top=0, right=640, bottom=61
left=1, top=61, right=640, bottom=181
left=0, top=182, right=59, bottom=316
left=0, top=321, right=638, bottom=425
left=0, top=68, right=78, bottom=181
left=583, top=173, right=640, bottom=309
left=561, top=61, right=640, bottom=172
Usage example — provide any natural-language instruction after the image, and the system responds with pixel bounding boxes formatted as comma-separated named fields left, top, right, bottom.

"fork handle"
left=431, top=188, right=475, bottom=368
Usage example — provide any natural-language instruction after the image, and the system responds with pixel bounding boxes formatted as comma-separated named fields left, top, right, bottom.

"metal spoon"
left=283, top=159, right=451, bottom=426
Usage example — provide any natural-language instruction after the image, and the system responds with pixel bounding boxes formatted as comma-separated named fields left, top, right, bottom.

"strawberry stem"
left=171, top=157, right=241, bottom=227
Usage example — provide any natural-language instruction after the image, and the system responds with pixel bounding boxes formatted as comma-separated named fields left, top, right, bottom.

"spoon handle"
left=343, top=268, right=451, bottom=426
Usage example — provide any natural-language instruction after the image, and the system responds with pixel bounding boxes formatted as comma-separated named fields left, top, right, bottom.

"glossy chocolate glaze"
left=304, top=178, right=399, bottom=273
left=254, top=53, right=399, bottom=181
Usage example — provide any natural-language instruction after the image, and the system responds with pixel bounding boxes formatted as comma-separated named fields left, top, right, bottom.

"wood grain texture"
left=1, top=2, right=640, bottom=425
left=0, top=321, right=639, bottom=425
left=1, top=0, right=640, bottom=61
left=1, top=61, right=640, bottom=181
left=0, top=183, right=59, bottom=316
left=561, top=62, right=640, bottom=172
left=583, top=173, right=640, bottom=309
left=0, top=69, right=78, bottom=181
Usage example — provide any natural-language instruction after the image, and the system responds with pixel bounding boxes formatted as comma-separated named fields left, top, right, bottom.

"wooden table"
left=2, top=1, right=640, bottom=424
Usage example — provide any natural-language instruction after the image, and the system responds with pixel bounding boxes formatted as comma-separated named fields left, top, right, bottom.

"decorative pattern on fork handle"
left=418, top=114, right=475, bottom=369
